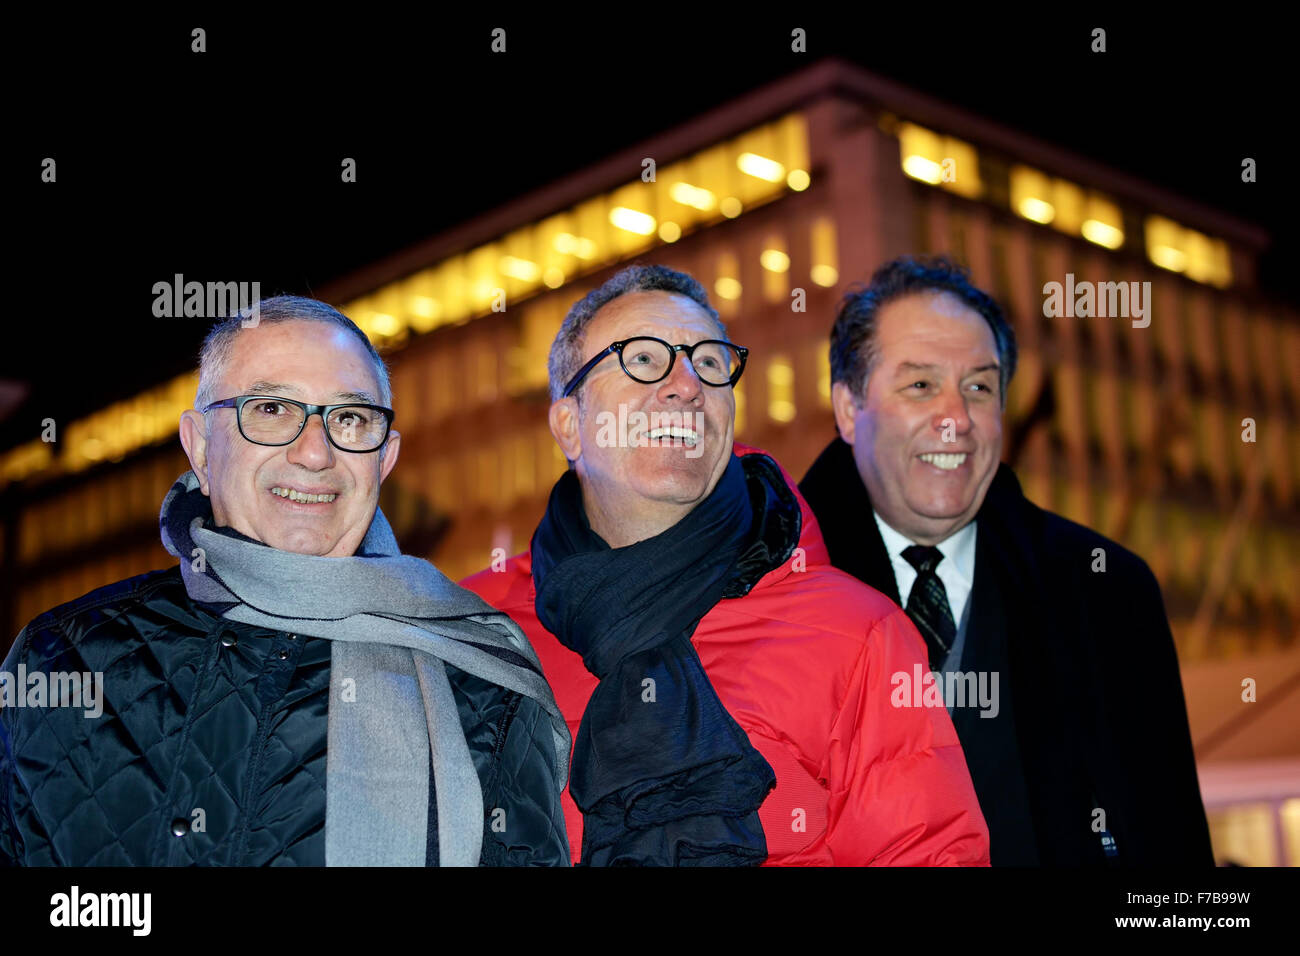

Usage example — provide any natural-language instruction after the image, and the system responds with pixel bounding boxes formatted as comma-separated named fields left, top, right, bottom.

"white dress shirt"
left=872, top=511, right=977, bottom=633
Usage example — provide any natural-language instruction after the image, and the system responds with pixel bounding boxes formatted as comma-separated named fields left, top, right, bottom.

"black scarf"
left=531, top=452, right=795, bottom=866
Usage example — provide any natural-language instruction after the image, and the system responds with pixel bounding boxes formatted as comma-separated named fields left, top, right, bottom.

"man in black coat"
left=799, top=256, right=1213, bottom=866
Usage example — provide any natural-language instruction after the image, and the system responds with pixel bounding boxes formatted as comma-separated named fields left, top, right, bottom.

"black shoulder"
left=39, top=566, right=186, bottom=629
left=1039, top=509, right=1153, bottom=582
left=12, top=565, right=199, bottom=663
left=986, top=465, right=1154, bottom=585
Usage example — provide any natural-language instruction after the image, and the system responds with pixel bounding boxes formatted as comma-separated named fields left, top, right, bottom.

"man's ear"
left=831, top=382, right=862, bottom=445
left=548, top=398, right=582, bottom=464
left=178, top=409, right=212, bottom=495
left=378, top=429, right=402, bottom=483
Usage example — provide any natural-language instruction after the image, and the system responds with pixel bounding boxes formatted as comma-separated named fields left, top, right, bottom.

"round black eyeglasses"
left=202, top=395, right=394, bottom=453
left=562, top=337, right=749, bottom=398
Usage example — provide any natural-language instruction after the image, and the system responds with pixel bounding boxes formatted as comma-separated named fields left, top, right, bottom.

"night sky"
left=5, top=12, right=1284, bottom=454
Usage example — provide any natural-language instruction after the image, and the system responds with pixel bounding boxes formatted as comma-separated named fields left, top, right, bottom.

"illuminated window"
left=1011, top=166, right=1126, bottom=250
left=1146, top=215, right=1232, bottom=287
left=767, top=356, right=796, bottom=423
left=734, top=124, right=786, bottom=207
left=898, top=122, right=983, bottom=198
left=760, top=234, right=789, bottom=303
left=1081, top=196, right=1124, bottom=250
left=467, top=243, right=502, bottom=314
left=1010, top=166, right=1057, bottom=225
left=405, top=269, right=445, bottom=334
left=499, top=225, right=544, bottom=302
left=714, top=251, right=742, bottom=314
left=811, top=217, right=838, bottom=288
left=574, top=198, right=610, bottom=270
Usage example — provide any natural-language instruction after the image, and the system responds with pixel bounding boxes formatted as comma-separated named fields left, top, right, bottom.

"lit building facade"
left=2, top=60, right=1297, bottom=864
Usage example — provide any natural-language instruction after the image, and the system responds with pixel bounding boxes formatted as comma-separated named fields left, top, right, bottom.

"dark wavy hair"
left=829, top=255, right=1017, bottom=404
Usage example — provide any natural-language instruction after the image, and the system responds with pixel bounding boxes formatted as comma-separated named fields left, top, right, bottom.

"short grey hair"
left=547, top=264, right=728, bottom=401
left=195, top=295, right=392, bottom=412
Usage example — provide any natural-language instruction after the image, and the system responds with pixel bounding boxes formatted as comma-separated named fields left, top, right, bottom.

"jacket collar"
left=521, top=443, right=825, bottom=603
left=798, top=436, right=1036, bottom=600
left=798, top=437, right=901, bottom=604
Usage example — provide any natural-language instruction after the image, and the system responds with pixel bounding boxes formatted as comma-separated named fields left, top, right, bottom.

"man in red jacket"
left=462, top=264, right=988, bottom=866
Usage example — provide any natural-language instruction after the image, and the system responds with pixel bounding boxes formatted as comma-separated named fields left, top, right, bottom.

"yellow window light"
left=737, top=151, right=786, bottom=183
left=715, top=250, right=742, bottom=308
left=898, top=122, right=982, bottom=197
left=1146, top=216, right=1185, bottom=271
left=767, top=356, right=796, bottom=423
left=573, top=199, right=609, bottom=262
left=811, top=265, right=839, bottom=287
left=719, top=197, right=742, bottom=218
left=899, top=123, right=944, bottom=184
left=542, top=267, right=565, bottom=289
left=715, top=277, right=742, bottom=300
left=692, top=146, right=733, bottom=216
left=1082, top=218, right=1124, bottom=250
left=1183, top=230, right=1231, bottom=287
left=553, top=232, right=597, bottom=259
left=411, top=295, right=440, bottom=320
left=498, top=256, right=541, bottom=282
left=609, top=206, right=657, bottom=235
left=761, top=237, right=788, bottom=303
left=777, top=112, right=811, bottom=181
left=941, top=137, right=982, bottom=198
left=432, top=255, right=469, bottom=323
left=1081, top=196, right=1124, bottom=249
left=1050, top=179, right=1084, bottom=235
left=1151, top=245, right=1186, bottom=271
left=658, top=221, right=682, bottom=243
left=669, top=182, right=716, bottom=211
left=811, top=216, right=838, bottom=288
left=787, top=169, right=811, bottom=191
left=1011, top=166, right=1055, bottom=224
left=1019, top=198, right=1055, bottom=224
left=466, top=244, right=502, bottom=313
left=903, top=154, right=944, bottom=185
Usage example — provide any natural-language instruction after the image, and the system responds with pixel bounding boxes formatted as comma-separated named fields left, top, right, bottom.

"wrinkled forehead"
left=222, top=320, right=383, bottom=403
left=586, top=291, right=722, bottom=351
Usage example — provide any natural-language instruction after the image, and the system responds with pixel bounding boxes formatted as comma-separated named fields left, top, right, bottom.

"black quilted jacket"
left=0, top=566, right=570, bottom=866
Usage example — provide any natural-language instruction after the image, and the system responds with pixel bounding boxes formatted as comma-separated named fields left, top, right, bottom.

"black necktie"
left=901, top=545, right=956, bottom=671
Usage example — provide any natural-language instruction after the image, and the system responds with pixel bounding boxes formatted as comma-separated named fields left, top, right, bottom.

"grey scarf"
left=159, top=470, right=568, bottom=866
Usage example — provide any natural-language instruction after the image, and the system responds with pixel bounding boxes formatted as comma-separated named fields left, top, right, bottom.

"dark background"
left=5, top=11, right=1285, bottom=453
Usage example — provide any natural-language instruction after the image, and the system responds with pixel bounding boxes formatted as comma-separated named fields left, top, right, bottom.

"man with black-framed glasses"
left=464, top=264, right=989, bottom=866
left=1, top=295, right=570, bottom=867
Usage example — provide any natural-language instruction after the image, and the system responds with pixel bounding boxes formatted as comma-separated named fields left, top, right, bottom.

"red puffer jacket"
left=461, top=444, right=989, bottom=866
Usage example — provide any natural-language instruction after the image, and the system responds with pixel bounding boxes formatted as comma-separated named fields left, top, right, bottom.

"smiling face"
left=179, top=319, right=401, bottom=557
left=549, top=290, right=736, bottom=547
left=832, top=291, right=1003, bottom=546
